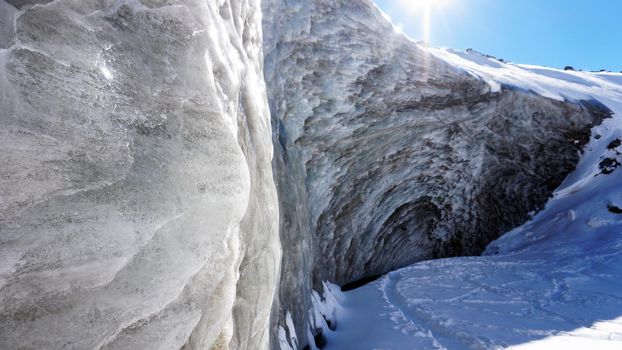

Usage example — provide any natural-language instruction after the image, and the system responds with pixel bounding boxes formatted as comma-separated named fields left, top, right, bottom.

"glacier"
left=1, top=0, right=621, bottom=349
left=314, top=47, right=622, bottom=350
left=1, top=0, right=279, bottom=349
left=264, top=1, right=616, bottom=348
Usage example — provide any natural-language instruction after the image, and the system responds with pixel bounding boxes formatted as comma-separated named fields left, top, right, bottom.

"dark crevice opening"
left=340, top=274, right=382, bottom=291
left=608, top=204, right=622, bottom=214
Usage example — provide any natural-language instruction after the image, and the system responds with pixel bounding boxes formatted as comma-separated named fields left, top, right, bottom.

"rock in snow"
left=0, top=0, right=621, bottom=349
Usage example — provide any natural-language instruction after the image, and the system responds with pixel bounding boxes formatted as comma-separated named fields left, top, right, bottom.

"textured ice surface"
left=0, top=0, right=279, bottom=349
left=263, top=1, right=612, bottom=347
left=322, top=47, right=622, bottom=350
left=2, top=0, right=621, bottom=348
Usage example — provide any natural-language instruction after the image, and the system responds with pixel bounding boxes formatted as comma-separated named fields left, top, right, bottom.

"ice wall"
left=0, top=0, right=615, bottom=349
left=0, top=0, right=279, bottom=349
left=263, top=0, right=611, bottom=348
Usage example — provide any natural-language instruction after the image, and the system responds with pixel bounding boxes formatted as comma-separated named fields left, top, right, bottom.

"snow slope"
left=321, top=49, right=622, bottom=349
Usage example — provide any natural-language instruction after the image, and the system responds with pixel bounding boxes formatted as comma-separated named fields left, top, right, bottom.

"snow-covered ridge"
left=429, top=47, right=622, bottom=103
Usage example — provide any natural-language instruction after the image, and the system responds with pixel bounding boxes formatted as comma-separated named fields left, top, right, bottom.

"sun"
left=395, top=0, right=454, bottom=43
left=423, top=0, right=432, bottom=43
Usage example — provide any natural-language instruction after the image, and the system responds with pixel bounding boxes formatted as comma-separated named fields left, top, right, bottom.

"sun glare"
left=423, top=0, right=431, bottom=43
left=395, top=0, right=453, bottom=43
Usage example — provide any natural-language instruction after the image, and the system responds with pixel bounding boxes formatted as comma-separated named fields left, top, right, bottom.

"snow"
left=323, top=49, right=622, bottom=349
left=428, top=47, right=622, bottom=102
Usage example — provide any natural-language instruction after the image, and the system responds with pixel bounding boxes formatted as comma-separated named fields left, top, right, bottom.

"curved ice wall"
left=263, top=0, right=610, bottom=348
left=0, top=0, right=279, bottom=349
left=0, top=0, right=613, bottom=349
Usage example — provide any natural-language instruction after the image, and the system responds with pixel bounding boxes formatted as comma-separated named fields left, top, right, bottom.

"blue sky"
left=373, top=0, right=622, bottom=72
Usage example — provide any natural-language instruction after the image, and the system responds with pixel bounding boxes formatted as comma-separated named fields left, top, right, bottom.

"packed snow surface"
left=322, top=49, right=622, bottom=349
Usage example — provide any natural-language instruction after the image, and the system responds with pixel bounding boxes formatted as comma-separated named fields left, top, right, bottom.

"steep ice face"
left=0, top=0, right=618, bottom=348
left=318, top=64, right=622, bottom=350
left=0, top=1, right=279, bottom=349
left=263, top=0, right=611, bottom=347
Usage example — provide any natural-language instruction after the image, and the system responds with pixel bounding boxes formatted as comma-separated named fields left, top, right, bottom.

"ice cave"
left=1, top=0, right=621, bottom=349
